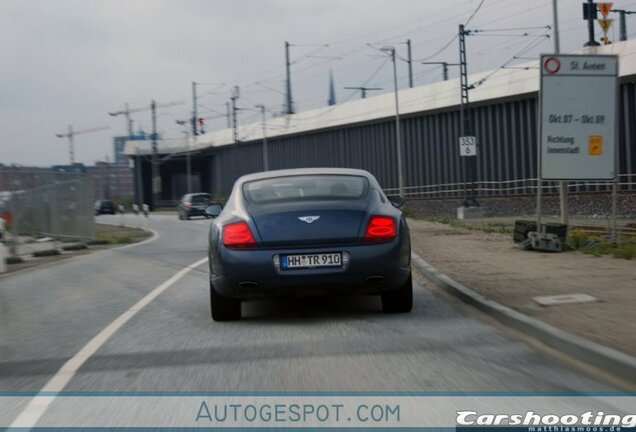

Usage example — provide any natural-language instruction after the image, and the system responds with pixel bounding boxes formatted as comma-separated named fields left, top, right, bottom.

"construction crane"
left=55, top=125, right=110, bottom=164
left=109, top=101, right=184, bottom=136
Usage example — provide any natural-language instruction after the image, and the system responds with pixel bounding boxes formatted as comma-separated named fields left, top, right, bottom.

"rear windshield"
left=191, top=194, right=211, bottom=203
left=243, top=175, right=368, bottom=203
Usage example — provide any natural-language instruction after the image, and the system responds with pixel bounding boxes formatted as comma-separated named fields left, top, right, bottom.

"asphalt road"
left=0, top=213, right=617, bottom=402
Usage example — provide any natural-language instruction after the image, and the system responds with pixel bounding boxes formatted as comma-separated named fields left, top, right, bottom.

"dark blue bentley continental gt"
left=205, top=168, right=412, bottom=321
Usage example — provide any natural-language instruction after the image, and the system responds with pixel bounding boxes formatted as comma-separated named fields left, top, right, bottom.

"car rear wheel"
left=210, top=283, right=241, bottom=321
left=381, top=274, right=413, bottom=313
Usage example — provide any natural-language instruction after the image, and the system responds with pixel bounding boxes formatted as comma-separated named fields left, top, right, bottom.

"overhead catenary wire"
left=158, top=0, right=569, bottom=141
left=415, top=0, right=486, bottom=62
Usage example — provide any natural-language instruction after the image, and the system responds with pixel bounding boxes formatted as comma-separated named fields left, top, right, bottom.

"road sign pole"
left=540, top=54, right=618, bottom=249
left=536, top=93, right=543, bottom=231
left=553, top=0, right=569, bottom=225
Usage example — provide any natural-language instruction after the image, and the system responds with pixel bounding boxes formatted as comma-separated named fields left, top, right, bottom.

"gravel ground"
left=408, top=192, right=636, bottom=218
left=409, top=217, right=636, bottom=358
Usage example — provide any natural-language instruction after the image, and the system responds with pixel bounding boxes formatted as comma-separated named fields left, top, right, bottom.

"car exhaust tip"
left=238, top=281, right=260, bottom=289
left=365, top=275, right=385, bottom=284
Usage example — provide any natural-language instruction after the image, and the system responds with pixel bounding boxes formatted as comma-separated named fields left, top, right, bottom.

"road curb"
left=411, top=252, right=636, bottom=384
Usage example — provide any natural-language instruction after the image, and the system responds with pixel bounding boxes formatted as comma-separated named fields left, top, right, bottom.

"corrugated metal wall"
left=206, top=79, right=636, bottom=198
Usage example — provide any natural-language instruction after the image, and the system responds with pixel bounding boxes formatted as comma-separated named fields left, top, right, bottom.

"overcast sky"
left=2, top=0, right=634, bottom=167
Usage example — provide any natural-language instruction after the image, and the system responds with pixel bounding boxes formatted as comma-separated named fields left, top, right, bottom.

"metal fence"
left=0, top=169, right=95, bottom=256
left=382, top=173, right=636, bottom=198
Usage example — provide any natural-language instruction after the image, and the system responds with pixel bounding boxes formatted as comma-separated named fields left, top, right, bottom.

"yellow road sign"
left=598, top=18, right=614, bottom=33
left=598, top=2, right=613, bottom=18
left=589, top=135, right=603, bottom=156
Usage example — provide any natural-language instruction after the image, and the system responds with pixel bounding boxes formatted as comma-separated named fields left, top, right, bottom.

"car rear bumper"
left=210, top=239, right=411, bottom=299
left=185, top=207, right=207, bottom=217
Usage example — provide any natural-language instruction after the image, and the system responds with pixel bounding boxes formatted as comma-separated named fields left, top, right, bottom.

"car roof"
left=237, top=168, right=374, bottom=184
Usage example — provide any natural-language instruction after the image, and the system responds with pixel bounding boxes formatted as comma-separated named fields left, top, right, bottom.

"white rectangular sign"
left=459, top=136, right=477, bottom=157
left=540, top=54, right=618, bottom=180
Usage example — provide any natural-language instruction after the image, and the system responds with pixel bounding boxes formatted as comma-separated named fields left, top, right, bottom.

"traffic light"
left=583, top=2, right=598, bottom=20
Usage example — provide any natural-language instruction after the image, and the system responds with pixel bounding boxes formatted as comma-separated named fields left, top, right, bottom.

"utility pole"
left=135, top=148, right=143, bottom=207
left=343, top=86, right=383, bottom=99
left=459, top=24, right=478, bottom=207
left=421, top=62, right=460, bottom=81
left=183, top=130, right=192, bottom=194
left=285, top=41, right=294, bottom=114
left=109, top=101, right=182, bottom=137
left=612, top=9, right=634, bottom=41
left=192, top=81, right=198, bottom=136
left=620, top=9, right=627, bottom=41
left=226, top=102, right=232, bottom=128
left=382, top=46, right=404, bottom=197
left=584, top=0, right=601, bottom=46
left=256, top=104, right=269, bottom=171
left=406, top=39, right=413, bottom=88
left=230, top=86, right=240, bottom=144
left=151, top=100, right=160, bottom=210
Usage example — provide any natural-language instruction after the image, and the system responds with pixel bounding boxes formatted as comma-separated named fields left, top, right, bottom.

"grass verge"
left=569, top=228, right=635, bottom=259
left=94, top=223, right=151, bottom=245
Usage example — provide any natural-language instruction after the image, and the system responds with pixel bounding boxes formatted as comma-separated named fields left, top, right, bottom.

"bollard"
left=142, top=204, right=149, bottom=229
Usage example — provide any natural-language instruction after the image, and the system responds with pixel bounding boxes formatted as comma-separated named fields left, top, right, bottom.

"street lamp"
left=381, top=46, right=404, bottom=197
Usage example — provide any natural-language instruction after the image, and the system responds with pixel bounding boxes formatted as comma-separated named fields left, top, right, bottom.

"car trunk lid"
left=246, top=199, right=368, bottom=246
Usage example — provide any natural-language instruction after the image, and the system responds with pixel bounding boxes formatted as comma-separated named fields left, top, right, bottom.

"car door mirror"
left=387, top=195, right=405, bottom=208
left=204, top=204, right=223, bottom=218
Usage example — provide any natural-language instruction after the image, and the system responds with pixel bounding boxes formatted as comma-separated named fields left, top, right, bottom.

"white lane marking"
left=9, top=256, right=209, bottom=428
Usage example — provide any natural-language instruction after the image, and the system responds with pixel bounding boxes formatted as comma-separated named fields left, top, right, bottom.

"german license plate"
left=281, top=253, right=342, bottom=269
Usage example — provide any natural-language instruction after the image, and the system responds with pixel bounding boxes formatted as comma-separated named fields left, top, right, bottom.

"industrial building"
left=125, top=42, right=636, bottom=208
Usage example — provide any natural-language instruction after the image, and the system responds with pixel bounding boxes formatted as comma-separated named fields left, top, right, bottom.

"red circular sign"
left=544, top=57, right=561, bottom=74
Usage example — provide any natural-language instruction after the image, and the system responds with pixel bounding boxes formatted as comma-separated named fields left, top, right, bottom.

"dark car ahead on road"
left=178, top=193, right=218, bottom=220
left=94, top=199, right=116, bottom=215
left=205, top=168, right=412, bottom=321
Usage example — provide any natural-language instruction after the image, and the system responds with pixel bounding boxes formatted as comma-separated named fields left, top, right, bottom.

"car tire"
left=178, top=212, right=183, bottom=220
left=210, top=283, right=241, bottom=321
left=381, top=273, right=413, bottom=313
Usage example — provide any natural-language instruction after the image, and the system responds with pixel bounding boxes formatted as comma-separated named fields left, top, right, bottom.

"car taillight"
left=364, top=215, right=397, bottom=242
left=185, top=201, right=192, bottom=207
left=223, top=221, right=256, bottom=248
